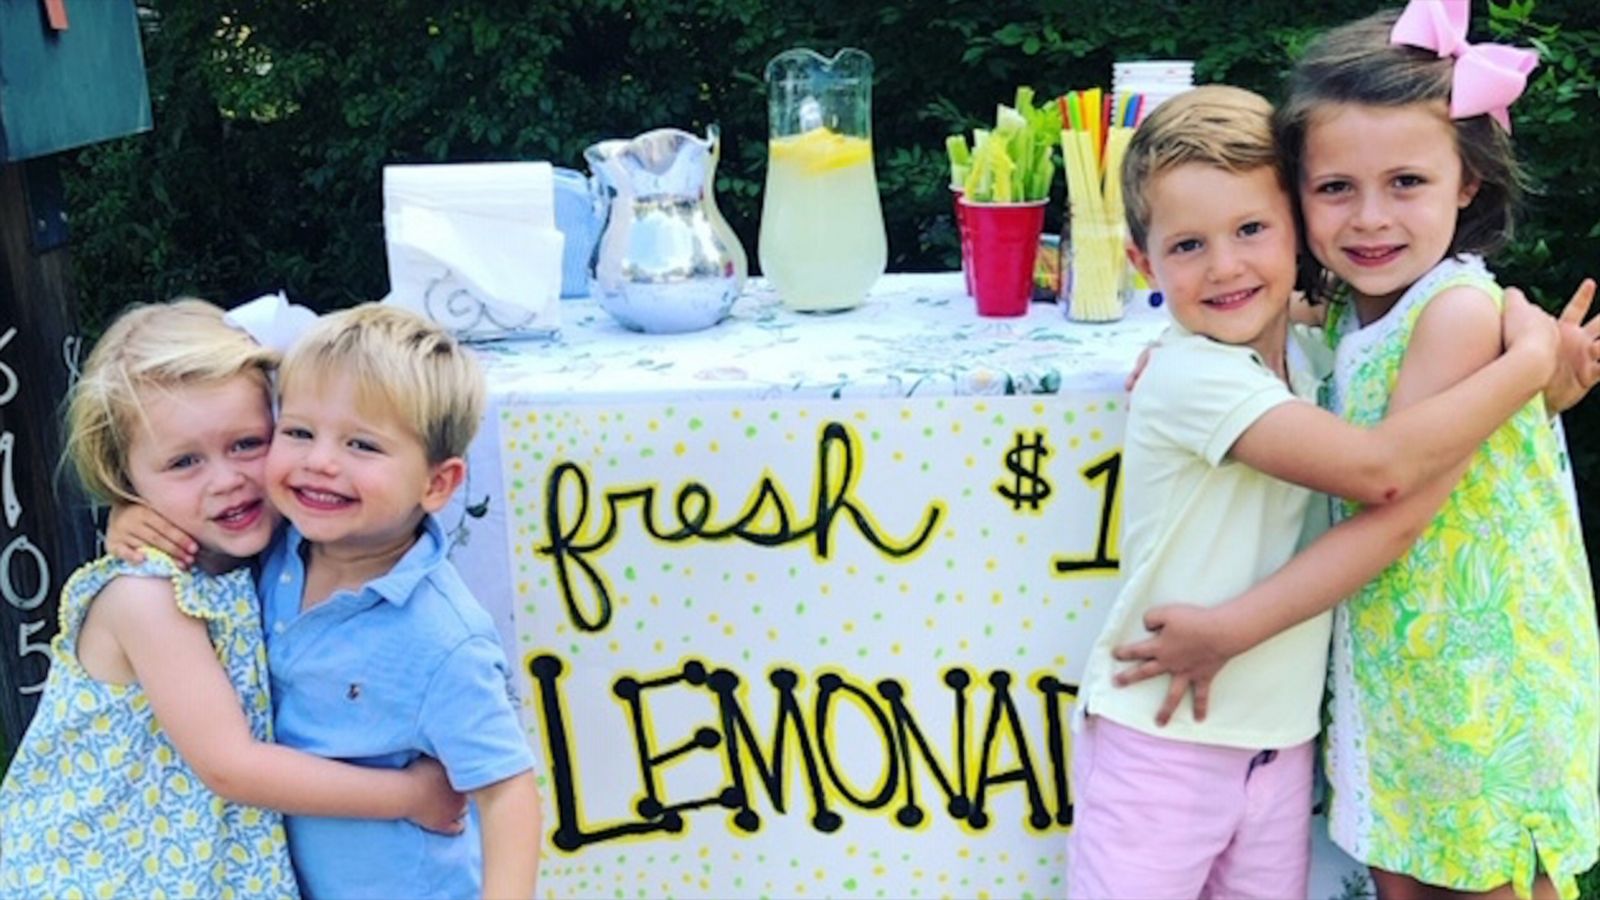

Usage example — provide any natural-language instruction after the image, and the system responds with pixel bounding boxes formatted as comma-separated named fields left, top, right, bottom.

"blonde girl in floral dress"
left=0, top=300, right=464, bottom=899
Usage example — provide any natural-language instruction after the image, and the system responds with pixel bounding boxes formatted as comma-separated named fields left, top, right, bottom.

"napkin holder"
left=382, top=161, right=563, bottom=341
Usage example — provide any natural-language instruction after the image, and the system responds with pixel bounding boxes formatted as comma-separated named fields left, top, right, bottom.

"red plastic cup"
left=951, top=186, right=975, bottom=296
left=960, top=198, right=1047, bottom=317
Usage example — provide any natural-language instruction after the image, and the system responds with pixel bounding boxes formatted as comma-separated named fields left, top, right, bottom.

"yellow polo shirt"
left=1078, top=322, right=1333, bottom=749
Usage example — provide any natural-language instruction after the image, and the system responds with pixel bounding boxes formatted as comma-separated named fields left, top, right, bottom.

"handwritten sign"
left=501, top=394, right=1126, bottom=898
left=0, top=327, right=49, bottom=696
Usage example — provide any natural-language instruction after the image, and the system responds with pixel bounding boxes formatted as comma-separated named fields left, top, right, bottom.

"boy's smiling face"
left=266, top=370, right=460, bottom=559
left=1128, top=162, right=1298, bottom=359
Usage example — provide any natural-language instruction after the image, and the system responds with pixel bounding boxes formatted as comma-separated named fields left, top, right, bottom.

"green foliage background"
left=47, top=0, right=1600, bottom=889
left=70, top=0, right=1600, bottom=581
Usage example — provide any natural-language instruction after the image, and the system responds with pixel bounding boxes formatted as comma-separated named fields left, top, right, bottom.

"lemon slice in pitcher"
left=771, top=128, right=872, bottom=173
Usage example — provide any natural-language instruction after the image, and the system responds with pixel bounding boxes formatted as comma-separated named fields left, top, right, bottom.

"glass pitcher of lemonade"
left=759, top=48, right=887, bottom=312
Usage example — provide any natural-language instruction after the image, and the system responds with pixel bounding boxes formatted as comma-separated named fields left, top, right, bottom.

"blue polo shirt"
left=259, top=517, right=535, bottom=900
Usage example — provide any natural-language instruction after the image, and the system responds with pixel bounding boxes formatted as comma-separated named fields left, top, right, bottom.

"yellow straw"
left=1059, top=103, right=1135, bottom=322
left=1083, top=87, right=1103, bottom=169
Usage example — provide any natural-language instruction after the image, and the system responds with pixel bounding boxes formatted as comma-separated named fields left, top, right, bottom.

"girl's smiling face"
left=1298, top=101, right=1480, bottom=315
left=123, top=374, right=279, bottom=572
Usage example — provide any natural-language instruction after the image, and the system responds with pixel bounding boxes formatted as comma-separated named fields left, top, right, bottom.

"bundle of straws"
left=1058, top=89, right=1143, bottom=321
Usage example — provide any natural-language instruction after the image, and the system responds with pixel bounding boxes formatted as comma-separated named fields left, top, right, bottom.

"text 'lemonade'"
left=759, top=127, right=887, bottom=312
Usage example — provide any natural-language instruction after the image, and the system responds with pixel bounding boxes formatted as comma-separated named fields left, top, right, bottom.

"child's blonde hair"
left=1121, top=85, right=1283, bottom=252
left=278, top=304, right=484, bottom=464
left=65, top=298, right=277, bottom=506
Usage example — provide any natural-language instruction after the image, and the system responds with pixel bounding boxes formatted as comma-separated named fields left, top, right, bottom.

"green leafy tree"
left=65, top=0, right=1600, bottom=598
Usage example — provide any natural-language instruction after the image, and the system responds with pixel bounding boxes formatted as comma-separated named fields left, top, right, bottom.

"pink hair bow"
left=1390, top=0, right=1538, bottom=133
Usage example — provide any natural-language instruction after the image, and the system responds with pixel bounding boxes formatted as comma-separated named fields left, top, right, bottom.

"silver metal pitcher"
left=584, top=126, right=748, bottom=334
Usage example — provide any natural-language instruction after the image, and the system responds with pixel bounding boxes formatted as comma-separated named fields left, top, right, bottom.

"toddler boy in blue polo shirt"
left=260, top=304, right=541, bottom=899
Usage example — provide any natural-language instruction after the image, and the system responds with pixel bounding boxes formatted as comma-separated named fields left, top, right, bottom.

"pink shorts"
left=1066, top=715, right=1313, bottom=899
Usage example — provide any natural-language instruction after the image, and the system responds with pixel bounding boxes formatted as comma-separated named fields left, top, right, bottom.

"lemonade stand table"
left=442, top=272, right=1360, bottom=898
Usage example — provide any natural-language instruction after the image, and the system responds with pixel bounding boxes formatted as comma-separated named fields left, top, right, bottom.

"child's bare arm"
left=1116, top=286, right=1506, bottom=724
left=100, top=576, right=466, bottom=830
left=475, top=770, right=542, bottom=900
left=1229, top=286, right=1554, bottom=504
left=105, top=503, right=198, bottom=569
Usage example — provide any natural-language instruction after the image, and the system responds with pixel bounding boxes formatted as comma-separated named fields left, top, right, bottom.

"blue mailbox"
left=0, top=0, right=151, bottom=162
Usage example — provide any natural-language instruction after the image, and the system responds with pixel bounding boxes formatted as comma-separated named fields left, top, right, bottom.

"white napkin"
left=381, top=161, right=564, bottom=340
left=224, top=291, right=318, bottom=354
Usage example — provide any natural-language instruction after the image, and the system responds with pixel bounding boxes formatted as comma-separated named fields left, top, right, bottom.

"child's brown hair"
left=1275, top=8, right=1527, bottom=300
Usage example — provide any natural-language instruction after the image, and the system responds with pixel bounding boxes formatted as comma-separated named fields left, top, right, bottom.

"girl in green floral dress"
left=1110, top=3, right=1600, bottom=897
left=1276, top=5, right=1600, bottom=898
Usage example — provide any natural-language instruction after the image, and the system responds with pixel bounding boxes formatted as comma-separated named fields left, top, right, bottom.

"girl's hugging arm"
left=92, top=574, right=468, bottom=831
left=1115, top=284, right=1541, bottom=724
left=1227, top=286, right=1555, bottom=505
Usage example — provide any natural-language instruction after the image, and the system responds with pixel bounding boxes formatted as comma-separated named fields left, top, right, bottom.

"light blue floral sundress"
left=0, top=552, right=298, bottom=899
